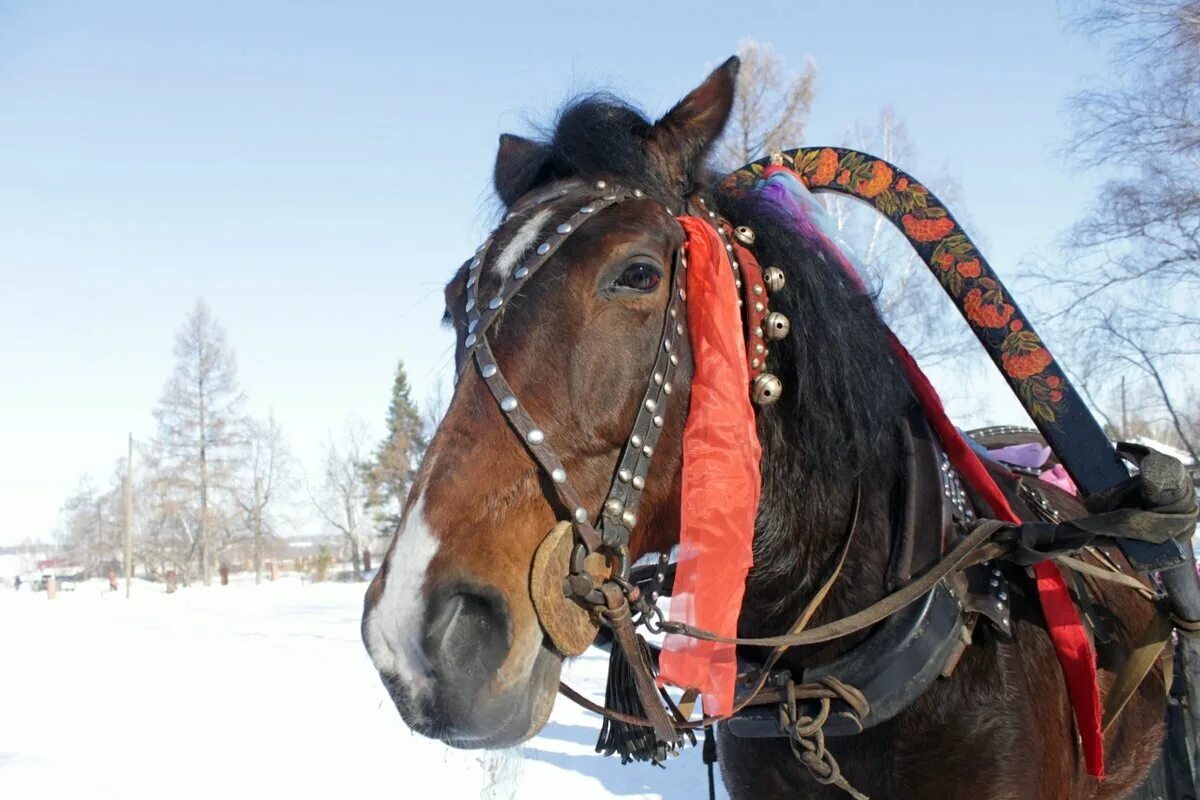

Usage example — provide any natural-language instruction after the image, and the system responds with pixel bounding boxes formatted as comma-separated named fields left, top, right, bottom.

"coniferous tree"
left=153, top=300, right=245, bottom=585
left=364, top=361, right=427, bottom=534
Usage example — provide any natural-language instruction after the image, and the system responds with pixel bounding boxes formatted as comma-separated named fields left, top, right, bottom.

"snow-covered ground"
left=0, top=576, right=724, bottom=799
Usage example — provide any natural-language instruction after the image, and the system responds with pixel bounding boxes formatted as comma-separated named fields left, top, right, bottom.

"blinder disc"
left=530, top=521, right=608, bottom=656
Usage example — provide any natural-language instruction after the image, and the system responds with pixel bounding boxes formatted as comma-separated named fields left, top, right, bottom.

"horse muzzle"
left=371, top=574, right=564, bottom=748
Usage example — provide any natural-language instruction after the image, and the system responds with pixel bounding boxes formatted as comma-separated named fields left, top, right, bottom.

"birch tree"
left=58, top=476, right=113, bottom=572
left=714, top=42, right=970, bottom=370
left=824, top=109, right=968, bottom=367
left=236, top=413, right=295, bottom=583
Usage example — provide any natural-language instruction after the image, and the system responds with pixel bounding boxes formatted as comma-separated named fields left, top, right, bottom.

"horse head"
left=361, top=59, right=744, bottom=748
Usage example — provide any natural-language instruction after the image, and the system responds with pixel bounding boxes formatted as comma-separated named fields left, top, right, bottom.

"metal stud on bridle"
left=457, top=183, right=793, bottom=612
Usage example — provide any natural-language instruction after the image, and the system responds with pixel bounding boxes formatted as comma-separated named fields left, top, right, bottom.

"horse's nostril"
left=423, top=587, right=512, bottom=681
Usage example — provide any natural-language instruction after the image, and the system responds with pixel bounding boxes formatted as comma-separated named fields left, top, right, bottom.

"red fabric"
left=657, top=216, right=762, bottom=716
left=887, top=336, right=1105, bottom=778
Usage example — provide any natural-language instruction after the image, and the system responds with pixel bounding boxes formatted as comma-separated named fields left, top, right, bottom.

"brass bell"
left=752, top=373, right=783, bottom=405
left=764, top=266, right=786, bottom=293
left=764, top=312, right=791, bottom=340
left=733, top=226, right=756, bottom=246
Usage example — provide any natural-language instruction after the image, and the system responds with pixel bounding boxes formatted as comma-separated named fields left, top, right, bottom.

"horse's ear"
left=494, top=133, right=552, bottom=207
left=647, top=56, right=739, bottom=177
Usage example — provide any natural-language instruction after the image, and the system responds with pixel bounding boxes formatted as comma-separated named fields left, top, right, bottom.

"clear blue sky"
left=0, top=1, right=1111, bottom=545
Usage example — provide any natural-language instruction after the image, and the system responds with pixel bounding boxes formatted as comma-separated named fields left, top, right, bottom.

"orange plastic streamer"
left=657, top=216, right=762, bottom=716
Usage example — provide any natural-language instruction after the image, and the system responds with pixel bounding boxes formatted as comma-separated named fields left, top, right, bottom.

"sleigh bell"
left=763, top=266, right=786, bottom=293
left=764, top=312, right=791, bottom=340
left=752, top=373, right=782, bottom=406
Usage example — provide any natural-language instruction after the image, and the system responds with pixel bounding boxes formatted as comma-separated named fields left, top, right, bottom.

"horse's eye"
left=613, top=263, right=662, bottom=292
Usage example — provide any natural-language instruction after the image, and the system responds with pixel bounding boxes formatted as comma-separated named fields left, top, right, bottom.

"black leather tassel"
left=594, top=632, right=694, bottom=765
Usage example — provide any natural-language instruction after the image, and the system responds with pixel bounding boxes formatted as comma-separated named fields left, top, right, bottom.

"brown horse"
left=362, top=58, right=1165, bottom=799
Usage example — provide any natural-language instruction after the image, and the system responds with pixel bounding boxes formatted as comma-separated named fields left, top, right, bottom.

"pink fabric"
left=1039, top=464, right=1079, bottom=496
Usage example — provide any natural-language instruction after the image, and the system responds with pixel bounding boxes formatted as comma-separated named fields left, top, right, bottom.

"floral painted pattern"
left=725, top=148, right=1067, bottom=423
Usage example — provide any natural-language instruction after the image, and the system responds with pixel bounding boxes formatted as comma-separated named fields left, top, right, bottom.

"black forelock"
left=522, top=94, right=693, bottom=204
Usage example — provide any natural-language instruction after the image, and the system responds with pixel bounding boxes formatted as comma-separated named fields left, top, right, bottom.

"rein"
left=558, top=515, right=1009, bottom=731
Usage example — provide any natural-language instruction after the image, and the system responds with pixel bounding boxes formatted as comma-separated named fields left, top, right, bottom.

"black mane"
left=716, top=188, right=912, bottom=633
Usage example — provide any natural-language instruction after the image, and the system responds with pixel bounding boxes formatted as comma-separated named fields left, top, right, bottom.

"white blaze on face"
left=364, top=492, right=440, bottom=693
left=492, top=208, right=552, bottom=280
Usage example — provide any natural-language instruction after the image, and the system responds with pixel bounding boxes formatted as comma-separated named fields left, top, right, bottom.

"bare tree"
left=236, top=413, right=296, bottom=583
left=134, top=441, right=201, bottom=583
left=153, top=300, right=246, bottom=585
left=1040, top=0, right=1200, bottom=460
left=422, top=375, right=449, bottom=438
left=57, top=475, right=114, bottom=572
left=712, top=44, right=975, bottom=377
left=714, top=40, right=817, bottom=168
left=312, top=422, right=371, bottom=579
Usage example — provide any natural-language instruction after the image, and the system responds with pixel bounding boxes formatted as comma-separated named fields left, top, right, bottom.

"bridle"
left=458, top=182, right=678, bottom=583
left=454, top=176, right=784, bottom=749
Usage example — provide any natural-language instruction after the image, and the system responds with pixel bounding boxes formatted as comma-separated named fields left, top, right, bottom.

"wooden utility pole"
left=253, top=475, right=263, bottom=585
left=124, top=433, right=133, bottom=599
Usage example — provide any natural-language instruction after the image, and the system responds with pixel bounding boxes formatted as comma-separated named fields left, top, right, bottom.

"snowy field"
left=0, top=576, right=725, bottom=799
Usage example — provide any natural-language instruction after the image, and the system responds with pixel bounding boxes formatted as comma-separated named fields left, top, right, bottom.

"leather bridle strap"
left=459, top=183, right=642, bottom=554
left=458, top=180, right=692, bottom=586
left=459, top=186, right=631, bottom=363
left=473, top=336, right=603, bottom=551
left=593, top=244, right=688, bottom=549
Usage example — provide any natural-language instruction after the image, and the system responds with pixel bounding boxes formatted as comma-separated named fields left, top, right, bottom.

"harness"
left=457, top=177, right=990, bottom=795
left=453, top=167, right=1199, bottom=798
